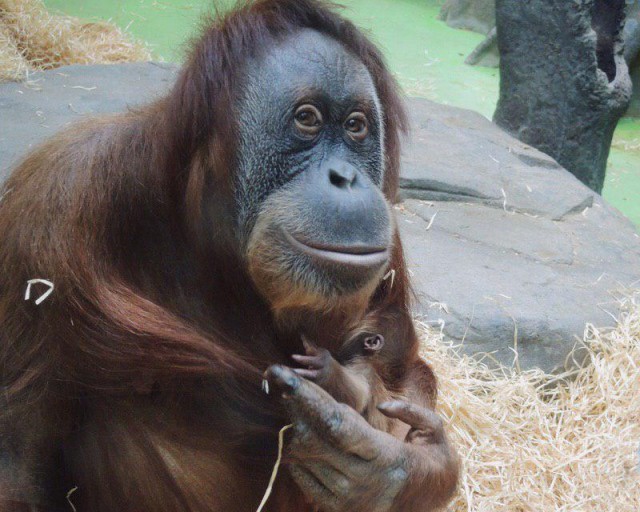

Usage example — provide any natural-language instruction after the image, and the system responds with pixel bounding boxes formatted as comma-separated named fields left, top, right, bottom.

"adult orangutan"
left=0, top=1, right=459, bottom=510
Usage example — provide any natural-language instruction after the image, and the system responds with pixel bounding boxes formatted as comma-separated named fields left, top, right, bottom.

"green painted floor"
left=45, top=0, right=640, bottom=227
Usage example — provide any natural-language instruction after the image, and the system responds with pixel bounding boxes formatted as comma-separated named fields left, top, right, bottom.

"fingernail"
left=269, top=365, right=300, bottom=392
left=283, top=373, right=300, bottom=391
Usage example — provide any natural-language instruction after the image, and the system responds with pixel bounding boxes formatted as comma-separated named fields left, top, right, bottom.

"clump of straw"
left=423, top=292, right=640, bottom=511
left=0, top=22, right=27, bottom=81
left=0, top=0, right=151, bottom=82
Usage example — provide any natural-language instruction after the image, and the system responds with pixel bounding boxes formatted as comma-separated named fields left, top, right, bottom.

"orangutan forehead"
left=245, top=29, right=379, bottom=107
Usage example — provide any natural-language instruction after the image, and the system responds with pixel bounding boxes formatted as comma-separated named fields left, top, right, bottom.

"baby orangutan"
left=292, top=334, right=394, bottom=429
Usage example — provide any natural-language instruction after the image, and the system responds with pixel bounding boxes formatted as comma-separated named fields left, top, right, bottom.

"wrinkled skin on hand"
left=265, top=365, right=459, bottom=512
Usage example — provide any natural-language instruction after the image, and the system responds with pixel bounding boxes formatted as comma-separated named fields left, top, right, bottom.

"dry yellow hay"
left=0, top=0, right=150, bottom=82
left=0, top=22, right=29, bottom=80
left=421, top=291, right=640, bottom=511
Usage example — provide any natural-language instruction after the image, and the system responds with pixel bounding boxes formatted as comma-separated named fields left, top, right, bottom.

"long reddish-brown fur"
left=0, top=1, right=446, bottom=510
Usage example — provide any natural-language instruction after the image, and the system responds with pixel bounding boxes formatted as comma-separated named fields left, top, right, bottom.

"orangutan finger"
left=266, top=364, right=384, bottom=460
left=377, top=401, right=444, bottom=444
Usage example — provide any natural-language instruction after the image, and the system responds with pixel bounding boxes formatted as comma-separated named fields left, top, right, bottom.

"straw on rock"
left=0, top=0, right=151, bottom=82
left=423, top=292, right=640, bottom=511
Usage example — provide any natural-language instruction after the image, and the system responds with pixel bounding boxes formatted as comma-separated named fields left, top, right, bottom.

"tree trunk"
left=493, top=0, right=631, bottom=193
left=623, top=2, right=640, bottom=117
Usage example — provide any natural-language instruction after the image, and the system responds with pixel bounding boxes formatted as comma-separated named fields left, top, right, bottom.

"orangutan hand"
left=265, top=365, right=459, bottom=512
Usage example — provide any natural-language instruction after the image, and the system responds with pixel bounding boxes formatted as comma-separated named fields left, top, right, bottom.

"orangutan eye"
left=294, top=104, right=323, bottom=136
left=344, top=112, right=368, bottom=141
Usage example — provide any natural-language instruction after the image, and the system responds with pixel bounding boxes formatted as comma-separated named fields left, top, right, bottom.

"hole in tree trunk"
left=592, top=0, right=626, bottom=82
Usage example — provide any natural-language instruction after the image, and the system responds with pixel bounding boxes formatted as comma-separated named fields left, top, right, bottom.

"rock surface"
left=399, top=98, right=640, bottom=372
left=464, top=27, right=499, bottom=68
left=0, top=62, right=178, bottom=180
left=438, top=0, right=495, bottom=35
left=1, top=63, right=639, bottom=373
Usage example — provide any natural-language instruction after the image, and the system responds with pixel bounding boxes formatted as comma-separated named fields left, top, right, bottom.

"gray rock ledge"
left=399, top=98, right=640, bottom=372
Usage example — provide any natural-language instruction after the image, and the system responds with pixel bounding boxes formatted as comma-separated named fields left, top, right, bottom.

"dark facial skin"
left=236, top=29, right=392, bottom=309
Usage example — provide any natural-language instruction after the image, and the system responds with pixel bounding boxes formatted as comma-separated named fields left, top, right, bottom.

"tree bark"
left=493, top=0, right=632, bottom=193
